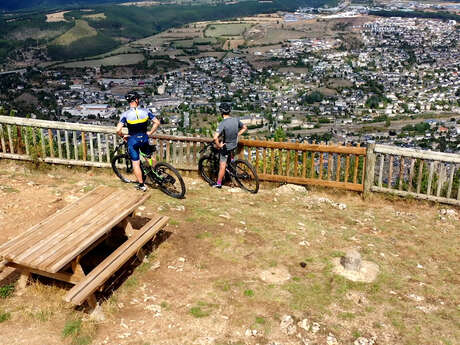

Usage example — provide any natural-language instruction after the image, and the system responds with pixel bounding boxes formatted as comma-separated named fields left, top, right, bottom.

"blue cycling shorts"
left=127, top=133, right=152, bottom=161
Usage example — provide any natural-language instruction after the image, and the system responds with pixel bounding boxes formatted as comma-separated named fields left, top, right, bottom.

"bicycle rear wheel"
left=233, top=159, right=259, bottom=194
left=152, top=162, right=186, bottom=199
left=111, top=154, right=137, bottom=183
left=198, top=155, right=218, bottom=185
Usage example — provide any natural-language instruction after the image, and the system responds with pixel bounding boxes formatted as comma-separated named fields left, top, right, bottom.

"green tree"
left=274, top=127, right=286, bottom=142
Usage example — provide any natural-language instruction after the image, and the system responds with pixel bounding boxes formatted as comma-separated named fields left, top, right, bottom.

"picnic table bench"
left=0, top=186, right=169, bottom=307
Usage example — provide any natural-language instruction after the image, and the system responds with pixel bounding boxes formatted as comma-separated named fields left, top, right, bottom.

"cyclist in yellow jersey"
left=116, top=91, right=160, bottom=191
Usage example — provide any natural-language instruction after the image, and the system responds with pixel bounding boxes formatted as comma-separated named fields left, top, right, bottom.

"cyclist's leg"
left=217, top=150, right=228, bottom=186
left=128, top=136, right=144, bottom=184
left=140, top=136, right=156, bottom=167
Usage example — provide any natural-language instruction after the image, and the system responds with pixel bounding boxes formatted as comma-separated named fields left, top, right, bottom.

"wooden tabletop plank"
left=47, top=193, right=150, bottom=273
left=0, top=187, right=112, bottom=256
left=0, top=186, right=150, bottom=274
left=8, top=189, right=122, bottom=265
left=32, top=190, right=136, bottom=269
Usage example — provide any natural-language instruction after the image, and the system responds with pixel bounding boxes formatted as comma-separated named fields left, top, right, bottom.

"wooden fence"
left=239, top=139, right=366, bottom=192
left=0, top=115, right=211, bottom=170
left=0, top=116, right=366, bottom=192
left=1, top=116, right=459, bottom=205
left=365, top=143, right=460, bottom=206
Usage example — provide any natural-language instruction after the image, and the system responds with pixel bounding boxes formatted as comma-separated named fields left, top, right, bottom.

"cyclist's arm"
left=213, top=130, right=224, bottom=148
left=116, top=122, right=125, bottom=138
left=147, top=117, right=160, bottom=137
left=238, top=124, right=247, bottom=137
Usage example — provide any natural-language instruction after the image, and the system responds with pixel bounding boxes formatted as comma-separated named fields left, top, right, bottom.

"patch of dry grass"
left=0, top=160, right=459, bottom=345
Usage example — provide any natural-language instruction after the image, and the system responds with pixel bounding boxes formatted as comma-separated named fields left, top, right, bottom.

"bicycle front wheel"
left=233, top=159, right=259, bottom=194
left=153, top=162, right=186, bottom=199
left=111, top=154, right=137, bottom=183
left=198, top=155, right=218, bottom=185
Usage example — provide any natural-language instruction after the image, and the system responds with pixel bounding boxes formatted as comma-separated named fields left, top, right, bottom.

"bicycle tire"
left=233, top=159, right=259, bottom=194
left=111, top=153, right=137, bottom=183
left=153, top=162, right=186, bottom=199
left=198, top=155, right=218, bottom=185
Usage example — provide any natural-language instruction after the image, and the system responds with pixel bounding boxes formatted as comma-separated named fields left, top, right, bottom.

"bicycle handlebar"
left=199, top=141, right=214, bottom=154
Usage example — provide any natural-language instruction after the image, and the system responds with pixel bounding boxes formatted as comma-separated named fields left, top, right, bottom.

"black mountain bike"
left=198, top=142, right=259, bottom=194
left=111, top=141, right=186, bottom=199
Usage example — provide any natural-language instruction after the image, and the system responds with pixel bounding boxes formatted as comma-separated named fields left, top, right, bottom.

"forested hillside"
left=0, top=0, right=336, bottom=61
left=0, top=0, right=123, bottom=11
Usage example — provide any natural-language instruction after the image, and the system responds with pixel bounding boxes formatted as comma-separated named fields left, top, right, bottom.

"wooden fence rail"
left=0, top=116, right=366, bottom=192
left=239, top=139, right=367, bottom=192
left=1, top=116, right=459, bottom=205
left=366, top=144, right=460, bottom=206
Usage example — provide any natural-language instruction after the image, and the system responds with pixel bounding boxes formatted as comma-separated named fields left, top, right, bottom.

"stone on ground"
left=332, top=249, right=379, bottom=283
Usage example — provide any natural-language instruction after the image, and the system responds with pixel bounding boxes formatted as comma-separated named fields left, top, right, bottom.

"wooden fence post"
left=363, top=143, right=376, bottom=198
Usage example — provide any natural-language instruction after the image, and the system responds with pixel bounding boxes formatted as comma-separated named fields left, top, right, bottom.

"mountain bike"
left=111, top=141, right=186, bottom=199
left=198, top=142, right=259, bottom=194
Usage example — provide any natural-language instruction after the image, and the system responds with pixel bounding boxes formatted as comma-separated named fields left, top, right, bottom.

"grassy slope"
left=0, top=0, right=337, bottom=62
left=0, top=160, right=458, bottom=345
left=51, top=19, right=97, bottom=46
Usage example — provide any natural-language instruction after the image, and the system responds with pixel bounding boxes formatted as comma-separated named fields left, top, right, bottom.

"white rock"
left=178, top=257, right=186, bottom=263
left=416, top=305, right=437, bottom=313
left=310, top=322, right=320, bottom=334
left=440, top=209, right=457, bottom=218
left=299, top=241, right=310, bottom=246
left=286, top=325, right=297, bottom=335
left=144, top=304, right=162, bottom=317
left=301, top=338, right=312, bottom=345
left=354, top=336, right=376, bottom=345
left=89, top=304, right=106, bottom=322
left=120, top=319, right=129, bottom=329
left=280, top=314, right=294, bottom=329
left=219, top=213, right=231, bottom=219
left=407, top=294, right=425, bottom=302
left=327, top=333, right=338, bottom=345
left=275, top=184, right=307, bottom=194
left=151, top=261, right=160, bottom=270
left=297, top=318, right=310, bottom=331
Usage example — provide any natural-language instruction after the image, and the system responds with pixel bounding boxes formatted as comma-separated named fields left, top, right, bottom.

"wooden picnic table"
left=0, top=186, right=169, bottom=307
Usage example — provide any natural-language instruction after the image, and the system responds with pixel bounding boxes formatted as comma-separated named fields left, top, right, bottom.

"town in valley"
left=1, top=0, right=459, bottom=153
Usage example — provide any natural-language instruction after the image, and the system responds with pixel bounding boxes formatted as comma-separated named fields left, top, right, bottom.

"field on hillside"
left=8, top=28, right=66, bottom=41
left=51, top=19, right=97, bottom=46
left=46, top=11, right=69, bottom=23
left=205, top=23, right=253, bottom=37
left=83, top=13, right=106, bottom=21
left=249, top=28, right=307, bottom=45
left=55, top=53, right=145, bottom=68
left=0, top=160, right=458, bottom=345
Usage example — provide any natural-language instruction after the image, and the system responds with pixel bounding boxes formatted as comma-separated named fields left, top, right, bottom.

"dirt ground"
left=46, top=11, right=69, bottom=23
left=0, top=160, right=459, bottom=345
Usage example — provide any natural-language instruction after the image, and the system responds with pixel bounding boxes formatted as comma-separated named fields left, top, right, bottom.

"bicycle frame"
left=201, top=142, right=238, bottom=180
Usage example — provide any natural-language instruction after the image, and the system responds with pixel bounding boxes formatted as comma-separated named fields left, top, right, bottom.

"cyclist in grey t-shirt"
left=212, top=102, right=247, bottom=188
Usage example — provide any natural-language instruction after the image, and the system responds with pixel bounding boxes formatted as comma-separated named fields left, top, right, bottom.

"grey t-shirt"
left=217, top=117, right=244, bottom=151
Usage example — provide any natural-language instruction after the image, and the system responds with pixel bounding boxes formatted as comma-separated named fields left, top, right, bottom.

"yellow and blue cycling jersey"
left=119, top=107, right=156, bottom=135
left=119, top=107, right=156, bottom=161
